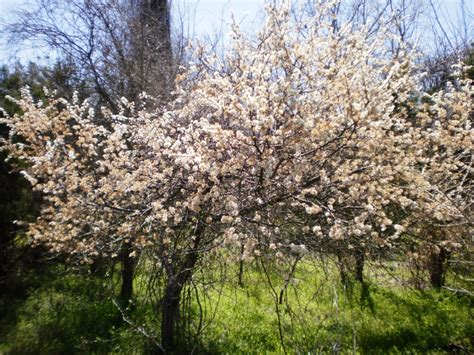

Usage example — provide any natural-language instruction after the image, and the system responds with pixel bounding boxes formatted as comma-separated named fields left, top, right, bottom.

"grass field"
left=1, top=257, right=473, bottom=354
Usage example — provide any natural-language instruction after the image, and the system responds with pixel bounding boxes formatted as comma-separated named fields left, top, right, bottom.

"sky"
left=176, top=0, right=265, bottom=37
left=0, top=0, right=266, bottom=64
left=0, top=0, right=472, bottom=64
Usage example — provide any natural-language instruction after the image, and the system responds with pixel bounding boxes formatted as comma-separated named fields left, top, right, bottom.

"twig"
left=111, top=298, right=164, bottom=352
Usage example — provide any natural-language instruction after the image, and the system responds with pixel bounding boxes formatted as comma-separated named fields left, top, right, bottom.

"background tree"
left=4, top=0, right=176, bottom=110
left=0, top=60, right=84, bottom=316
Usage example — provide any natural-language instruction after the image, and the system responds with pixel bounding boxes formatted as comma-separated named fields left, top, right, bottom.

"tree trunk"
left=139, top=0, right=173, bottom=86
left=160, top=224, right=205, bottom=353
left=90, top=256, right=109, bottom=277
left=428, top=246, right=449, bottom=288
left=336, top=251, right=349, bottom=286
left=354, top=248, right=365, bottom=283
left=142, top=0, right=172, bottom=59
left=0, top=236, right=10, bottom=296
left=238, top=244, right=245, bottom=287
left=161, top=276, right=185, bottom=352
left=120, top=242, right=135, bottom=306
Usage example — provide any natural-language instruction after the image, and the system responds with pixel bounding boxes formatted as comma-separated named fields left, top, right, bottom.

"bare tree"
left=420, top=0, right=473, bottom=92
left=3, top=0, right=178, bottom=111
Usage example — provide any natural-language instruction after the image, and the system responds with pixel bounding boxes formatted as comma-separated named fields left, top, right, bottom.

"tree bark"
left=120, top=242, right=135, bottom=305
left=428, top=246, right=449, bottom=288
left=238, top=244, right=245, bottom=287
left=354, top=248, right=365, bottom=283
left=160, top=224, right=205, bottom=353
left=129, top=0, right=174, bottom=103
left=160, top=276, right=185, bottom=352
left=336, top=251, right=349, bottom=286
left=141, top=0, right=172, bottom=59
left=89, top=257, right=108, bottom=277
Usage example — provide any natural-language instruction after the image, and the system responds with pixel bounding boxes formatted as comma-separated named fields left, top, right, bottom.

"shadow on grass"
left=355, top=286, right=474, bottom=353
left=0, top=271, right=125, bottom=355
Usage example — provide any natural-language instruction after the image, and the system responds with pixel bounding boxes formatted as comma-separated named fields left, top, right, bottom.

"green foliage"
left=1, top=272, right=118, bottom=354
left=465, top=45, right=474, bottom=80
left=0, top=61, right=86, bottom=117
left=0, top=259, right=472, bottom=354
left=0, top=59, right=88, bottom=320
left=194, top=260, right=474, bottom=354
left=0, top=131, right=39, bottom=305
left=354, top=287, right=474, bottom=353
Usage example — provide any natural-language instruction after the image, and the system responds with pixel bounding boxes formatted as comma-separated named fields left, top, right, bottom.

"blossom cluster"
left=1, top=1, right=472, bottom=263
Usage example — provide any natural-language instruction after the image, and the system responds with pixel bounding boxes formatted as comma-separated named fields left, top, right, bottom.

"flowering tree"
left=400, top=77, right=473, bottom=287
left=2, top=0, right=472, bottom=351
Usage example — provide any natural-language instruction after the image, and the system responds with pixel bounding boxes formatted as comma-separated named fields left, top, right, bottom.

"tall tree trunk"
left=142, top=0, right=172, bottom=60
left=160, top=224, right=205, bottom=353
left=354, top=248, right=365, bottom=283
left=161, top=275, right=185, bottom=352
left=120, top=242, right=135, bottom=305
left=336, top=251, right=349, bottom=287
left=0, top=235, right=10, bottom=296
left=428, top=246, right=449, bottom=288
left=238, top=244, right=245, bottom=287
left=137, top=0, right=173, bottom=98
left=89, top=257, right=108, bottom=277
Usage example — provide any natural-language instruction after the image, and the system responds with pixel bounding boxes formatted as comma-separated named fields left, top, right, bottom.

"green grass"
left=1, top=257, right=472, bottom=354
left=0, top=271, right=119, bottom=354
left=193, top=258, right=474, bottom=353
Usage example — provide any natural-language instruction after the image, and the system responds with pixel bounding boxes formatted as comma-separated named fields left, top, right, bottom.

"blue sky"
left=0, top=0, right=471, bottom=37
left=0, top=0, right=266, bottom=63
left=177, top=0, right=265, bottom=36
left=0, top=0, right=264, bottom=26
left=0, top=0, right=472, bottom=64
